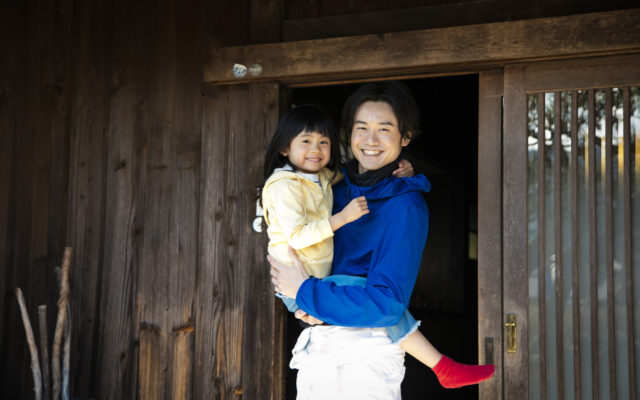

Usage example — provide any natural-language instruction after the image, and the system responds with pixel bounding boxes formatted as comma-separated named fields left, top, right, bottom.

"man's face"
left=350, top=101, right=410, bottom=173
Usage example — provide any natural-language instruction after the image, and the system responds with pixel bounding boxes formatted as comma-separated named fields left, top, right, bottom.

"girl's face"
left=280, top=130, right=331, bottom=174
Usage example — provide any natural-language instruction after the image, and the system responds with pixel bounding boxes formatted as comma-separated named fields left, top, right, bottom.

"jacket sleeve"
left=295, top=196, right=429, bottom=327
left=266, top=179, right=334, bottom=250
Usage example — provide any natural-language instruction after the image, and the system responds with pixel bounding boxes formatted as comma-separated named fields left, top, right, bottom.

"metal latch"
left=506, top=313, right=517, bottom=353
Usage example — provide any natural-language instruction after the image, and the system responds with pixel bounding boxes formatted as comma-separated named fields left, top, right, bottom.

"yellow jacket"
left=262, top=166, right=335, bottom=278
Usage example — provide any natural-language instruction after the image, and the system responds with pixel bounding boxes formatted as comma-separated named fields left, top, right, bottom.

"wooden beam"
left=204, top=9, right=640, bottom=85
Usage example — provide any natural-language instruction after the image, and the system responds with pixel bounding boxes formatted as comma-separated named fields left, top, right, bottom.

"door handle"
left=506, top=313, right=517, bottom=353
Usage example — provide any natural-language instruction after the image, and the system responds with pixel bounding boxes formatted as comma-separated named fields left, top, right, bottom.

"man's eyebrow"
left=354, top=120, right=395, bottom=126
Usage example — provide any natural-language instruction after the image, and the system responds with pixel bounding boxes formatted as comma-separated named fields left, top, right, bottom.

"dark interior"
left=285, top=75, right=480, bottom=399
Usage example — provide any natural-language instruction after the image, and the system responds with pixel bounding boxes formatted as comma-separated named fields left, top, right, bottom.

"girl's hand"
left=393, top=158, right=414, bottom=177
left=268, top=247, right=310, bottom=299
left=329, top=196, right=369, bottom=231
left=341, top=196, right=369, bottom=223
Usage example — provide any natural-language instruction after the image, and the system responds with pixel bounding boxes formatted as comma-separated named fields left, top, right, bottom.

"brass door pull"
left=506, top=313, right=517, bottom=353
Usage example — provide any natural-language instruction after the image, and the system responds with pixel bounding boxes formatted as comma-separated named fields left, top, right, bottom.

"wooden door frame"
left=203, top=8, right=640, bottom=400
left=204, top=9, right=640, bottom=86
left=478, top=70, right=504, bottom=400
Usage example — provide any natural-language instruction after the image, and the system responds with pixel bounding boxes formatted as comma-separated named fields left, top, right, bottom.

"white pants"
left=290, top=325, right=406, bottom=400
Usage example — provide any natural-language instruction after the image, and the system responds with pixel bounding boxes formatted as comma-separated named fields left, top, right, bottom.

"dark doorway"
left=285, top=75, right=480, bottom=399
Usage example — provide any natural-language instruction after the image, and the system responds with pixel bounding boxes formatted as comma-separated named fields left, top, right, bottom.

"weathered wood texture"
left=195, top=83, right=284, bottom=400
left=502, top=64, right=529, bottom=399
left=477, top=70, right=503, bottom=400
left=0, top=1, right=72, bottom=398
left=3, top=0, right=640, bottom=399
left=205, top=8, right=640, bottom=85
left=64, top=0, right=111, bottom=394
left=282, top=0, right=637, bottom=41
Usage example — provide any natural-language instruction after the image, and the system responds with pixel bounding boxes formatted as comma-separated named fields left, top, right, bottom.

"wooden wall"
left=1, top=0, right=637, bottom=399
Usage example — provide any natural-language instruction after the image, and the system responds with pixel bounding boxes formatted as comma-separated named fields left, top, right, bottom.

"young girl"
left=261, top=104, right=494, bottom=389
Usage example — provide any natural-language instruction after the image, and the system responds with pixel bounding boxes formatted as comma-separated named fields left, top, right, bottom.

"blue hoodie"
left=296, top=170, right=431, bottom=327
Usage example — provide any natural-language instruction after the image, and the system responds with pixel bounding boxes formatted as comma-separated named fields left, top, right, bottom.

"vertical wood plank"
left=605, top=88, right=618, bottom=400
left=0, top=2, right=35, bottom=397
left=197, top=83, right=282, bottom=400
left=250, top=0, right=282, bottom=44
left=570, top=90, right=582, bottom=400
left=623, top=87, right=637, bottom=400
left=537, top=91, right=548, bottom=400
left=0, top=0, right=18, bottom=393
left=45, top=0, right=73, bottom=314
left=96, top=0, right=149, bottom=397
left=65, top=0, right=111, bottom=394
left=588, top=88, right=600, bottom=400
left=503, top=64, right=528, bottom=399
left=136, top=0, right=204, bottom=398
left=554, top=91, right=565, bottom=400
left=1, top=1, right=75, bottom=397
left=240, top=83, right=283, bottom=400
left=196, top=86, right=249, bottom=400
left=477, top=70, right=504, bottom=400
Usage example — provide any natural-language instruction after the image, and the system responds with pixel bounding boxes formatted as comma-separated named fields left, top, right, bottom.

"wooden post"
left=52, top=247, right=71, bottom=400
left=16, top=288, right=42, bottom=400
left=38, top=305, right=51, bottom=400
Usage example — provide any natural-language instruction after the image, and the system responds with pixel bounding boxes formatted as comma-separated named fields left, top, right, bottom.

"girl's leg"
left=399, top=330, right=495, bottom=389
left=397, top=330, right=442, bottom=368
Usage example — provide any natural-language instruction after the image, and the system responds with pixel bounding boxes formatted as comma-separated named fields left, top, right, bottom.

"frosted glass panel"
left=526, top=87, right=639, bottom=400
left=633, top=86, right=640, bottom=399
left=527, top=93, right=540, bottom=400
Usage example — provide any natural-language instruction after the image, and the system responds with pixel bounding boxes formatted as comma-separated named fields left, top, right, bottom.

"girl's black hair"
left=263, top=104, right=343, bottom=184
left=341, top=81, right=421, bottom=142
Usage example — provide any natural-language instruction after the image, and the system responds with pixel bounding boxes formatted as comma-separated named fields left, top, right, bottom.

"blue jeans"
left=276, top=274, right=419, bottom=343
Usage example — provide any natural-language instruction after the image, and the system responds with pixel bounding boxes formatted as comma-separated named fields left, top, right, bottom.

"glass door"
left=503, top=54, right=640, bottom=400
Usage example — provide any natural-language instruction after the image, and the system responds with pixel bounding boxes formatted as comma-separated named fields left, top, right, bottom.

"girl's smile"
left=280, top=130, right=331, bottom=174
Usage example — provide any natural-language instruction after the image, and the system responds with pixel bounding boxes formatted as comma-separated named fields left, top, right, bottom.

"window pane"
left=612, top=87, right=630, bottom=399
left=527, top=93, right=541, bottom=400
left=577, top=89, right=593, bottom=400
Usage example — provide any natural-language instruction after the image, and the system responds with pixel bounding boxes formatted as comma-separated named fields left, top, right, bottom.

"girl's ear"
left=280, top=148, right=289, bottom=157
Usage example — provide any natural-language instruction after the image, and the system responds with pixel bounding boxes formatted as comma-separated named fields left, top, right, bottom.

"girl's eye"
left=320, top=140, right=329, bottom=145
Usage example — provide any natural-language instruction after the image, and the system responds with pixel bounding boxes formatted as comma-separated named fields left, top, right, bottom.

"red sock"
left=431, top=355, right=495, bottom=389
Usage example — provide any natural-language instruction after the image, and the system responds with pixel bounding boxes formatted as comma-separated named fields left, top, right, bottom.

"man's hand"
left=294, top=309, right=324, bottom=325
left=268, top=247, right=310, bottom=299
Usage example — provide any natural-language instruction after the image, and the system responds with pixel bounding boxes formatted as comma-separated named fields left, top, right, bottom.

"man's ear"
left=401, top=134, right=412, bottom=147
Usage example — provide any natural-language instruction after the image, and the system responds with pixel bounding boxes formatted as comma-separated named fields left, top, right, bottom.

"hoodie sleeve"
left=295, top=194, right=429, bottom=327
left=266, top=179, right=334, bottom=250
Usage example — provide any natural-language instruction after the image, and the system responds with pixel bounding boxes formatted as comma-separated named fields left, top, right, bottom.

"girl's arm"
left=268, top=180, right=369, bottom=249
left=266, top=180, right=334, bottom=250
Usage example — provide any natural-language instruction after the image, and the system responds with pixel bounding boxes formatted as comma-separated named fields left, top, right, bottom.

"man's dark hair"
left=341, top=81, right=422, bottom=141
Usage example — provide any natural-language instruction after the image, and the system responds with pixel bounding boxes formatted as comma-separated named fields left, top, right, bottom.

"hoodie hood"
left=263, top=165, right=334, bottom=194
left=340, top=167, right=431, bottom=201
